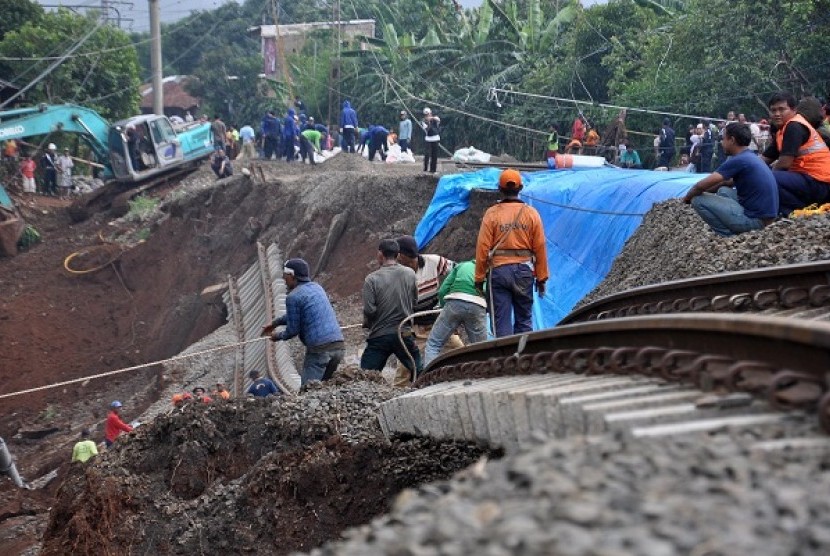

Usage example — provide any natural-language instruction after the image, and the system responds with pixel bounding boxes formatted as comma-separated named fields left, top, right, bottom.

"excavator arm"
left=0, top=103, right=111, bottom=167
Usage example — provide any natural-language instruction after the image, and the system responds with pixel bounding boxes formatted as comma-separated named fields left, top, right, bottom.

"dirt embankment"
left=1, top=156, right=495, bottom=554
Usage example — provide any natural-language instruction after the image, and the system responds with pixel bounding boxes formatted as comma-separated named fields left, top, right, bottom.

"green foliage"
left=128, top=0, right=830, bottom=162
left=127, top=195, right=159, bottom=221
left=0, top=10, right=140, bottom=119
left=0, top=0, right=42, bottom=43
left=187, top=49, right=278, bottom=126
left=17, top=225, right=41, bottom=251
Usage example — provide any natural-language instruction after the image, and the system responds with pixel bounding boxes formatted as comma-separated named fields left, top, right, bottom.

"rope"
left=0, top=321, right=368, bottom=401
left=490, top=88, right=731, bottom=124
left=520, top=192, right=648, bottom=217
left=0, top=336, right=270, bottom=401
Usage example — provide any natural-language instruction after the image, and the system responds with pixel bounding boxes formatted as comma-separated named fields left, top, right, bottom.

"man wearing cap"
left=361, top=239, right=421, bottom=377
left=394, top=235, right=460, bottom=385
left=104, top=401, right=133, bottom=448
left=421, top=108, right=441, bottom=173
left=475, top=169, right=549, bottom=338
left=262, top=258, right=345, bottom=386
left=399, top=111, right=412, bottom=154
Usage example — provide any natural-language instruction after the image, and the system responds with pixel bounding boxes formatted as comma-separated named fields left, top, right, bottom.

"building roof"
left=139, top=75, right=200, bottom=110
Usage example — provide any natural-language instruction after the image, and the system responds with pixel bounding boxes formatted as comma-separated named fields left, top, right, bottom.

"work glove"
left=536, top=280, right=547, bottom=298
left=261, top=323, right=276, bottom=336
left=474, top=281, right=486, bottom=297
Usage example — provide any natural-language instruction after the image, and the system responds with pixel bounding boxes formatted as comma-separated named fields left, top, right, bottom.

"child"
left=19, top=155, right=36, bottom=194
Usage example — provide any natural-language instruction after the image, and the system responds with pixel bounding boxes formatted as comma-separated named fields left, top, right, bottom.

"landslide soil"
left=0, top=156, right=494, bottom=554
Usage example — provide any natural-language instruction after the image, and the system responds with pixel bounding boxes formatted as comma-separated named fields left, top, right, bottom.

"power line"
left=1, top=20, right=105, bottom=109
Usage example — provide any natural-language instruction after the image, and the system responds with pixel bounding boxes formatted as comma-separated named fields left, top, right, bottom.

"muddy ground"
left=0, top=156, right=495, bottom=554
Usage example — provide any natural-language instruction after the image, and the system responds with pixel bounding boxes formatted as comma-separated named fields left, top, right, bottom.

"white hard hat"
left=48, top=143, right=57, bottom=150
left=423, top=107, right=431, bottom=115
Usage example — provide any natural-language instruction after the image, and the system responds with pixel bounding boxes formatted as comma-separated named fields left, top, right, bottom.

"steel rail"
left=561, top=260, right=830, bottom=325
left=419, top=313, right=830, bottom=432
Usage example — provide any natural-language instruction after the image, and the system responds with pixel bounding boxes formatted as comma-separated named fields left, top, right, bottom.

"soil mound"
left=41, top=378, right=497, bottom=555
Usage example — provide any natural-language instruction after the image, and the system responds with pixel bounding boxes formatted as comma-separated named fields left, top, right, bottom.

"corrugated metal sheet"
left=222, top=242, right=301, bottom=394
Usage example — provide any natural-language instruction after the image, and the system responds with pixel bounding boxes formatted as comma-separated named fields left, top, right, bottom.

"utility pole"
left=149, top=0, right=163, bottom=115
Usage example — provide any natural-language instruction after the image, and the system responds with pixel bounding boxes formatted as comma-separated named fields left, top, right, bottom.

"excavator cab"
left=109, top=115, right=184, bottom=181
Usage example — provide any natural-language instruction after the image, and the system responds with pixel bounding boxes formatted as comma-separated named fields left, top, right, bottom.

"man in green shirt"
left=300, top=128, right=322, bottom=165
left=424, top=260, right=488, bottom=367
left=619, top=139, right=642, bottom=169
left=546, top=124, right=560, bottom=159
left=71, top=429, right=98, bottom=463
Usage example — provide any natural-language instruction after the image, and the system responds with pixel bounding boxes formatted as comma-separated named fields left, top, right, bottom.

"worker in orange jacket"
left=474, top=169, right=549, bottom=337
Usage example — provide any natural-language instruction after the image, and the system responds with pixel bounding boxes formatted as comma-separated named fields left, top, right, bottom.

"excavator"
left=0, top=103, right=213, bottom=182
left=0, top=104, right=216, bottom=232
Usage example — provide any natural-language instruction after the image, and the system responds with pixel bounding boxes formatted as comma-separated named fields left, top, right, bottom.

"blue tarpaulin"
left=414, top=167, right=699, bottom=328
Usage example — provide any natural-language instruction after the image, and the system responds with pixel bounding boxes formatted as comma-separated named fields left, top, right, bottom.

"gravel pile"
left=581, top=200, right=830, bottom=306
left=305, top=430, right=830, bottom=556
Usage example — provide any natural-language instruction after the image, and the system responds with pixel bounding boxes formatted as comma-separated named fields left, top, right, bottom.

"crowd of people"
left=550, top=92, right=830, bottom=237
left=2, top=141, right=77, bottom=197
left=206, top=97, right=443, bottom=177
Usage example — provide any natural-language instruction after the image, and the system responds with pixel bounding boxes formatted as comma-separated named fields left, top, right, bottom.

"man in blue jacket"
left=340, top=100, right=359, bottom=153
left=261, top=111, right=281, bottom=160
left=282, top=109, right=297, bottom=162
left=368, top=125, right=389, bottom=162
left=262, top=258, right=345, bottom=386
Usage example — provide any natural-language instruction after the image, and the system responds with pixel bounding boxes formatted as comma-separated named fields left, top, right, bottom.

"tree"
left=187, top=48, right=277, bottom=126
left=0, top=10, right=140, bottom=119
left=0, top=0, right=42, bottom=42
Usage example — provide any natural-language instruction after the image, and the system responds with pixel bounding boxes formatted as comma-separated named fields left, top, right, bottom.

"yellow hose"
left=63, top=245, right=123, bottom=274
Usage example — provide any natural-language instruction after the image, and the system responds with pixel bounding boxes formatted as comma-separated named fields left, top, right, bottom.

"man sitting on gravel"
left=761, top=91, right=830, bottom=215
left=360, top=239, right=421, bottom=378
left=262, top=258, right=345, bottom=387
left=683, top=123, right=778, bottom=236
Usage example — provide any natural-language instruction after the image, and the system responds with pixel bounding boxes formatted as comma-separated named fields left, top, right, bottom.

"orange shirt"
left=776, top=113, right=830, bottom=183
left=475, top=199, right=549, bottom=283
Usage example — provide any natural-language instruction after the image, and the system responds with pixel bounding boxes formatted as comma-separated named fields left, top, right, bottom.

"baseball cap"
left=395, top=235, right=418, bottom=259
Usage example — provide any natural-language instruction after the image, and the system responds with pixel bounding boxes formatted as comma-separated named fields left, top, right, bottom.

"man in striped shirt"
left=393, top=236, right=462, bottom=385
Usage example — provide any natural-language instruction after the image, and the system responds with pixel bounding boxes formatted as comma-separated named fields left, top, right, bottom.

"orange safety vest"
left=776, top=113, right=830, bottom=183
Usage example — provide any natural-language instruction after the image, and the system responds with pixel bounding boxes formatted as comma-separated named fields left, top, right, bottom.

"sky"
left=39, top=0, right=607, bottom=33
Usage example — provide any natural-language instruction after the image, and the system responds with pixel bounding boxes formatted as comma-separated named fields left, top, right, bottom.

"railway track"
left=379, top=261, right=830, bottom=450
left=562, top=260, right=830, bottom=324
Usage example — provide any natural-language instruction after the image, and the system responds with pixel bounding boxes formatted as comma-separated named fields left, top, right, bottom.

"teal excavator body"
left=0, top=103, right=213, bottom=182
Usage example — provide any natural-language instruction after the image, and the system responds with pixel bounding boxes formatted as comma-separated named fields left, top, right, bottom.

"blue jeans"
left=399, top=138, right=409, bottom=153
left=490, top=263, right=535, bottom=337
left=302, top=346, right=344, bottom=386
left=691, top=187, right=764, bottom=236
left=773, top=170, right=830, bottom=216
left=424, top=299, right=488, bottom=366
